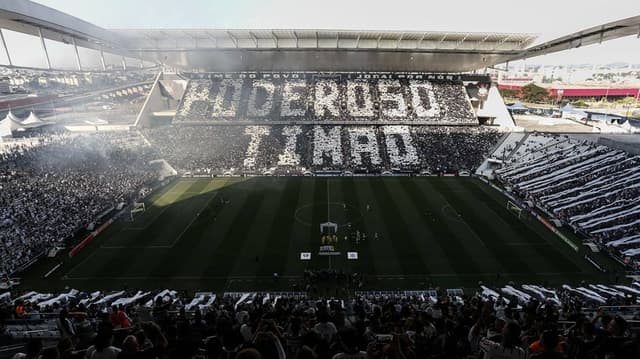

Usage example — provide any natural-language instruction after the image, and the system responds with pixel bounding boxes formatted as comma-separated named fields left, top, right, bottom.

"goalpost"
left=507, top=201, right=523, bottom=219
left=128, top=202, right=146, bottom=221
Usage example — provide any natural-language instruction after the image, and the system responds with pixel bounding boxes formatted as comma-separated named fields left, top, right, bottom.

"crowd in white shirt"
left=0, top=133, right=157, bottom=277
left=175, top=75, right=477, bottom=125
left=144, top=125, right=500, bottom=175
left=496, top=134, right=640, bottom=268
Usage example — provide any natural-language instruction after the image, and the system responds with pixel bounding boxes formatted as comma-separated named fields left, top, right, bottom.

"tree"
left=618, top=96, right=636, bottom=105
left=572, top=100, right=589, bottom=108
left=520, top=84, right=550, bottom=103
left=499, top=88, right=519, bottom=99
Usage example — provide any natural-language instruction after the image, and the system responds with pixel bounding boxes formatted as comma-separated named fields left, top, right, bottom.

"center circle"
left=294, top=202, right=364, bottom=228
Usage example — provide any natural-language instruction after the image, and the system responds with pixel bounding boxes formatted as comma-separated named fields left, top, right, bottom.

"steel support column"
left=72, top=37, right=82, bottom=71
left=38, top=27, right=52, bottom=69
left=0, top=29, right=12, bottom=66
left=99, top=47, right=106, bottom=71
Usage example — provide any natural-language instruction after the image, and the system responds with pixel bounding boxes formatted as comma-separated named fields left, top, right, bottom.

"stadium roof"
left=108, top=29, right=540, bottom=72
left=0, top=0, right=129, bottom=56
left=1, top=1, right=639, bottom=72
left=112, top=29, right=537, bottom=52
left=506, top=15, right=640, bottom=62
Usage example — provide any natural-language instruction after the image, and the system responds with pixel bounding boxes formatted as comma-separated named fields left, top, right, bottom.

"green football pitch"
left=23, top=177, right=619, bottom=292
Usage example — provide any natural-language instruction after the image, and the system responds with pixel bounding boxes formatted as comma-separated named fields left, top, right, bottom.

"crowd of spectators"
left=0, top=132, right=158, bottom=277
left=2, top=282, right=640, bottom=359
left=174, top=75, right=477, bottom=124
left=495, top=134, right=640, bottom=268
left=143, top=125, right=500, bottom=175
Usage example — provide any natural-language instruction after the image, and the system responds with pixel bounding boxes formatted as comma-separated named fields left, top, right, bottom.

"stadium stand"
left=495, top=134, right=640, bottom=269
left=0, top=133, right=158, bottom=278
left=143, top=72, right=499, bottom=175
left=1, top=66, right=156, bottom=98
left=174, top=74, right=477, bottom=124
left=143, top=125, right=501, bottom=175
left=0, top=71, right=502, bottom=281
left=1, top=283, right=640, bottom=358
left=3, top=70, right=640, bottom=358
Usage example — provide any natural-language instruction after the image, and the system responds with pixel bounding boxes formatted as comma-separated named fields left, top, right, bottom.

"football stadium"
left=1, top=0, right=640, bottom=357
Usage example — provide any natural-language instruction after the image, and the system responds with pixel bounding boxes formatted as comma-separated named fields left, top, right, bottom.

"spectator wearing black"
left=12, top=338, right=43, bottom=359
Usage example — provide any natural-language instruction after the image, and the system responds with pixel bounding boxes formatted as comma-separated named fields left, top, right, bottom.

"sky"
left=2, top=0, right=640, bottom=68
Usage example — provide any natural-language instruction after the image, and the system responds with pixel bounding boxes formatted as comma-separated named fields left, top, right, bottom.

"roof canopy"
left=0, top=122, right=10, bottom=138
left=5, top=111, right=21, bottom=123
left=507, top=101, right=528, bottom=111
left=3, top=1, right=639, bottom=73
left=561, top=104, right=574, bottom=112
left=0, top=113, right=24, bottom=137
left=113, top=29, right=537, bottom=52
left=21, top=111, right=44, bottom=125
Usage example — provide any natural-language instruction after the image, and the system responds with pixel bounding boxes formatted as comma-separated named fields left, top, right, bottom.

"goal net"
left=127, top=202, right=146, bottom=221
left=507, top=201, right=523, bottom=219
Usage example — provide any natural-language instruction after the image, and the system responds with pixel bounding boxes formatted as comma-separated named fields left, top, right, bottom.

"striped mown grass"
left=20, top=177, right=618, bottom=292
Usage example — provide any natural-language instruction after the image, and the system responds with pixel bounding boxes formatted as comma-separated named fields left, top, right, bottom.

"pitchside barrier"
left=182, top=172, right=458, bottom=178
left=353, top=289, right=465, bottom=298
left=68, top=179, right=176, bottom=258
left=585, top=255, right=607, bottom=272
left=355, top=290, right=439, bottom=299
left=575, top=227, right=631, bottom=268
left=223, top=291, right=307, bottom=298
left=533, top=213, right=579, bottom=252
left=12, top=253, right=44, bottom=275
left=68, top=218, right=115, bottom=258
left=223, top=292, right=308, bottom=306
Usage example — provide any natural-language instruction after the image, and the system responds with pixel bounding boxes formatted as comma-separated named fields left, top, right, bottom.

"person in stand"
left=333, top=327, right=366, bottom=359
left=11, top=338, right=42, bottom=359
left=85, top=325, right=121, bottom=359
left=15, top=301, right=25, bottom=319
left=313, top=310, right=338, bottom=345
left=109, top=305, right=131, bottom=329
left=479, top=322, right=526, bottom=359
left=57, top=309, right=76, bottom=340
